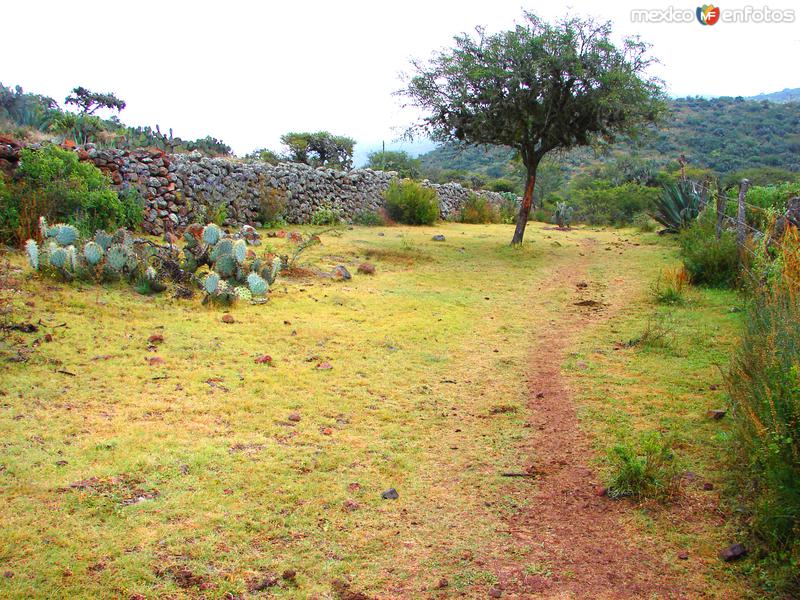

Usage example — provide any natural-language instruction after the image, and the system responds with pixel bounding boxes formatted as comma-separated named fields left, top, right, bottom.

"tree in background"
left=65, top=86, right=126, bottom=115
left=245, top=148, right=281, bottom=165
left=366, top=150, right=421, bottom=179
left=402, top=12, right=666, bottom=244
left=280, top=131, right=355, bottom=170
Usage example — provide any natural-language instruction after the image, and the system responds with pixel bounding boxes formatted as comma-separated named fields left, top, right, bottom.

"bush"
left=679, top=217, right=739, bottom=287
left=606, top=431, right=680, bottom=501
left=726, top=234, right=800, bottom=590
left=256, top=181, right=287, bottom=226
left=497, top=193, right=520, bottom=224
left=570, top=182, right=660, bottom=226
left=353, top=210, right=386, bottom=226
left=0, top=145, right=125, bottom=244
left=383, top=180, right=439, bottom=225
left=459, top=193, right=498, bottom=224
left=650, top=267, right=689, bottom=305
left=116, top=186, right=144, bottom=231
left=633, top=212, right=657, bottom=232
left=310, top=207, right=342, bottom=226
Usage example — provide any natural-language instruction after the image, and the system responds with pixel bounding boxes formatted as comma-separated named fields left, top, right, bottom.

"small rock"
left=381, top=488, right=399, bottom=500
left=703, top=482, right=714, bottom=491
left=331, top=265, right=351, bottom=280
left=595, top=486, right=608, bottom=497
left=489, top=587, right=502, bottom=598
left=221, top=313, right=235, bottom=324
left=282, top=569, right=296, bottom=581
left=435, top=578, right=449, bottom=589
left=431, top=234, right=446, bottom=241
left=706, top=409, right=726, bottom=420
left=343, top=499, right=360, bottom=512
left=148, top=356, right=165, bottom=366
left=254, top=354, right=273, bottom=364
left=3, top=571, right=13, bottom=578
left=678, top=551, right=689, bottom=560
left=348, top=482, right=361, bottom=492
left=288, top=412, right=301, bottom=422
left=148, top=334, right=164, bottom=344
left=44, top=333, right=54, bottom=343
left=536, top=392, right=545, bottom=399
left=357, top=262, right=376, bottom=275
left=576, top=360, right=588, bottom=370
left=321, top=427, right=333, bottom=436
left=316, top=362, right=333, bottom=370
left=719, top=543, right=747, bottom=562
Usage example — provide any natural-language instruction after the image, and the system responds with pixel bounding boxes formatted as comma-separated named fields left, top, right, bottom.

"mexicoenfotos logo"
left=631, top=4, right=796, bottom=23
left=696, top=4, right=721, bottom=24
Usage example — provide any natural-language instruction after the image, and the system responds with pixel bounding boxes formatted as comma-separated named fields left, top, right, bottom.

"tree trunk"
left=511, top=166, right=537, bottom=245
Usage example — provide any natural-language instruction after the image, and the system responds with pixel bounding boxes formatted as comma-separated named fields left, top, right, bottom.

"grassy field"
left=0, top=223, right=751, bottom=598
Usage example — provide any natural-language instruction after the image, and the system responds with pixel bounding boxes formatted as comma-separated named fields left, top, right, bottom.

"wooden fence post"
left=737, top=178, right=750, bottom=258
left=716, top=182, right=725, bottom=240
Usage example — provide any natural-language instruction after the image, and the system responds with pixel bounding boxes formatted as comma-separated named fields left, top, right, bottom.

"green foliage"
left=202, top=223, right=221, bottom=245
left=353, top=210, right=386, bottom=226
left=679, top=217, right=740, bottom=287
left=606, top=431, right=679, bottom=501
left=459, top=193, right=498, bottom=224
left=255, top=182, right=287, bottom=226
left=487, top=178, right=517, bottom=193
left=650, top=268, right=688, bottom=305
left=383, top=180, right=439, bottom=225
left=117, top=187, right=144, bottom=230
left=496, top=193, right=520, bottom=224
left=0, top=145, right=126, bottom=244
left=726, top=269, right=800, bottom=591
left=554, top=202, right=573, bottom=228
left=633, top=212, right=657, bottom=232
left=246, top=272, right=268, bottom=296
left=310, top=207, right=342, bottom=226
left=245, top=148, right=281, bottom=164
left=280, top=131, right=355, bottom=170
left=64, top=86, right=126, bottom=115
left=571, top=182, right=660, bottom=226
left=366, top=150, right=421, bottom=179
left=651, top=182, right=702, bottom=232
left=82, top=241, right=104, bottom=266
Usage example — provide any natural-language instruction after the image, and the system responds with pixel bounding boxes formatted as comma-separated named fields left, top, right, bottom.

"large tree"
left=280, top=131, right=355, bottom=170
left=402, top=12, right=666, bottom=244
left=65, top=86, right=126, bottom=115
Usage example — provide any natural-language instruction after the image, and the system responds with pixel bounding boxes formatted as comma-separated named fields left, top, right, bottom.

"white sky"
left=4, top=0, right=799, bottom=164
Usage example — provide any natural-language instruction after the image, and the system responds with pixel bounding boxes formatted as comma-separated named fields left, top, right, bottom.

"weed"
left=626, top=315, right=673, bottom=350
left=650, top=267, right=689, bottom=305
left=606, top=431, right=680, bottom=501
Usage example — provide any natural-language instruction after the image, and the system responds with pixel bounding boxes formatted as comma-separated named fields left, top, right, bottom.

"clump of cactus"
left=25, top=216, right=288, bottom=307
left=555, top=202, right=574, bottom=229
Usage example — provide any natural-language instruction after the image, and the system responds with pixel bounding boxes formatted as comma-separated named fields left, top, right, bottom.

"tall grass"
left=726, top=226, right=800, bottom=592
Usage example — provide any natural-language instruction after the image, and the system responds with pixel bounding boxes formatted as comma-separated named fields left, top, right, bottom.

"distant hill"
left=749, top=87, right=800, bottom=103
left=418, top=94, right=800, bottom=185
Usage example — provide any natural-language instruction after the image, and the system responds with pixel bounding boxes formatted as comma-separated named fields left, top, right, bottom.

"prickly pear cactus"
left=233, top=239, right=247, bottom=265
left=83, top=241, right=104, bottom=266
left=234, top=286, right=252, bottom=302
left=50, top=247, right=67, bottom=268
left=25, top=240, right=39, bottom=270
left=106, top=244, right=129, bottom=271
left=215, top=254, right=236, bottom=278
left=211, top=239, right=233, bottom=262
left=247, top=272, right=268, bottom=296
left=95, top=230, right=113, bottom=251
left=204, top=272, right=221, bottom=294
left=202, top=223, right=221, bottom=245
left=54, top=224, right=79, bottom=246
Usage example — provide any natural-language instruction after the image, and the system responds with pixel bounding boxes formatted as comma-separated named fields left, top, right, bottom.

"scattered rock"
left=357, top=262, right=376, bottom=275
left=719, top=543, right=747, bottom=562
left=489, top=587, right=503, bottom=598
left=703, top=482, right=714, bottom=491
left=221, top=313, right=235, bottom=324
left=576, top=360, right=588, bottom=370
left=254, top=354, right=273, bottom=364
left=288, top=412, right=301, bottom=422
left=321, top=427, right=333, bottom=436
left=316, top=362, right=333, bottom=370
left=381, top=488, right=399, bottom=500
left=44, top=333, right=54, bottom=343
left=248, top=574, right=279, bottom=592
left=435, top=577, right=449, bottom=589
left=343, top=499, right=360, bottom=512
left=595, top=486, right=608, bottom=497
left=148, top=334, right=164, bottom=344
left=431, top=234, right=446, bottom=241
left=331, top=265, right=352, bottom=280
left=282, top=569, right=296, bottom=581
left=706, top=409, right=726, bottom=420
left=148, top=356, right=165, bottom=366
left=678, top=551, right=689, bottom=560
left=348, top=482, right=361, bottom=492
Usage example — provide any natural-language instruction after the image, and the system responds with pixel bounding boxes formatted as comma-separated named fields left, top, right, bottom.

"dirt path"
left=491, top=240, right=688, bottom=599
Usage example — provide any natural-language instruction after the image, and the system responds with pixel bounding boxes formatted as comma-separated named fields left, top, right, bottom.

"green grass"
left=0, top=223, right=751, bottom=598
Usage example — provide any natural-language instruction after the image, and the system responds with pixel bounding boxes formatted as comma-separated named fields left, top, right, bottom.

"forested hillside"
left=419, top=95, right=800, bottom=186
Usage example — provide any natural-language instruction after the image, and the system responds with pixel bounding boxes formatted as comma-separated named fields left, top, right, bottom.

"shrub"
left=606, top=431, right=680, bottom=501
left=679, top=217, right=739, bottom=287
left=310, top=207, right=342, bottom=226
left=531, top=208, right=548, bottom=223
left=383, top=180, right=439, bottom=225
left=116, top=186, right=144, bottom=231
left=256, top=183, right=287, bottom=226
left=353, top=210, right=386, bottom=226
left=459, top=193, right=498, bottom=224
left=497, top=193, right=520, bottom=224
left=570, top=182, right=660, bottom=226
left=633, top=212, right=657, bottom=232
left=650, top=267, right=689, bottom=305
left=0, top=145, right=124, bottom=244
left=725, top=228, right=800, bottom=591
left=554, top=202, right=573, bottom=228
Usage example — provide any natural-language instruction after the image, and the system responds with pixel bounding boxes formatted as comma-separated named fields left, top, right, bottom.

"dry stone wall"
left=73, top=144, right=510, bottom=234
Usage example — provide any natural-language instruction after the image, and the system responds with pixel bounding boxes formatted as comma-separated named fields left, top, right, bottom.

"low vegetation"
left=383, top=179, right=439, bottom=225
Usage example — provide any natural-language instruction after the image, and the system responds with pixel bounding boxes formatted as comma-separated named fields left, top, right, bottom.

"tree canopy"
left=280, top=131, right=355, bottom=170
left=64, top=86, right=126, bottom=115
left=366, top=150, right=421, bottom=178
left=402, top=12, right=666, bottom=243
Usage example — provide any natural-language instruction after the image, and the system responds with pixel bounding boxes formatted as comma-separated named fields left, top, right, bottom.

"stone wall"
left=75, top=145, right=511, bottom=235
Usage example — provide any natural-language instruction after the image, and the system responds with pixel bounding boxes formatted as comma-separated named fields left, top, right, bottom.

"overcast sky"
left=4, top=0, right=799, bottom=164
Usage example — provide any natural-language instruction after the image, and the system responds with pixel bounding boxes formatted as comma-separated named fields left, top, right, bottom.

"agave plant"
left=554, top=202, right=574, bottom=229
left=651, top=183, right=702, bottom=233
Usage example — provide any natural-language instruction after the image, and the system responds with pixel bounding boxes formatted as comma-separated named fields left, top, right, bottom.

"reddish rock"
left=288, top=412, right=301, bottom=422
left=316, top=362, right=333, bottom=370
left=148, top=334, right=164, bottom=344
left=221, top=313, right=235, bottom=324
left=254, top=354, right=273, bottom=364
left=148, top=356, right=164, bottom=366
left=357, top=262, right=376, bottom=275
